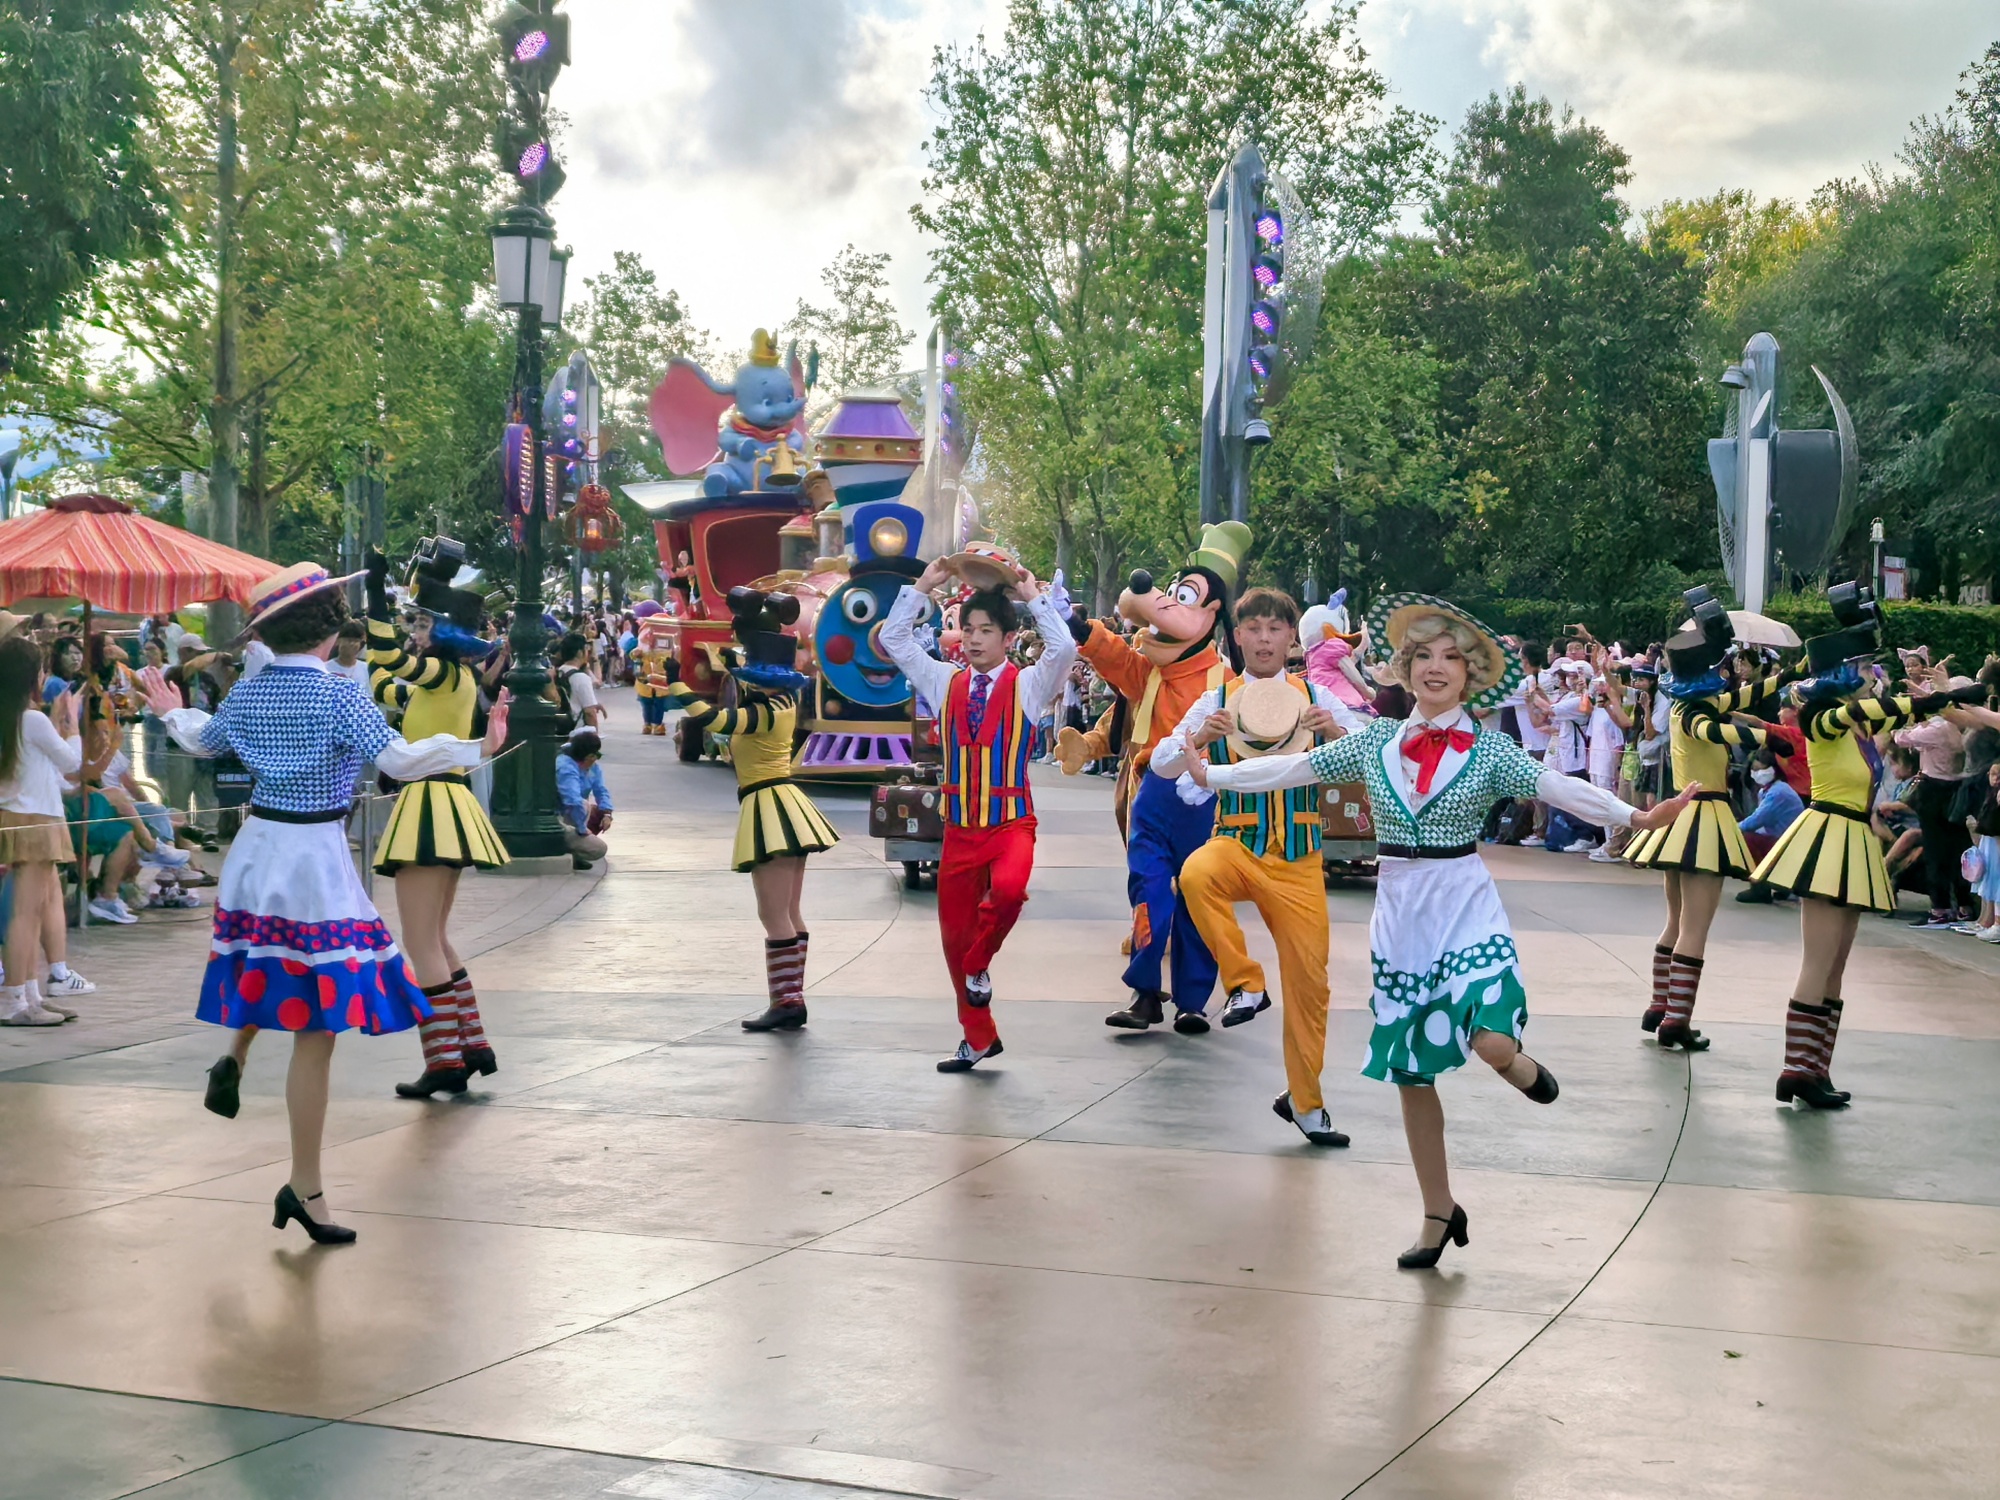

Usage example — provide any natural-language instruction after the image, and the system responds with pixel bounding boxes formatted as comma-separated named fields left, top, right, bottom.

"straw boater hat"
left=1224, top=675, right=1316, bottom=759
left=1363, top=592, right=1524, bottom=711
left=940, top=541, right=1024, bottom=593
left=245, top=563, right=361, bottom=630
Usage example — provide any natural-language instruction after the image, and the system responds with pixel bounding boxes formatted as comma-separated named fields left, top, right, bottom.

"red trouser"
left=938, top=815, right=1037, bottom=1048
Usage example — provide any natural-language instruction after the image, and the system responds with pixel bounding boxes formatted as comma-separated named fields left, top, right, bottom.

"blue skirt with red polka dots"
left=196, top=816, right=429, bottom=1035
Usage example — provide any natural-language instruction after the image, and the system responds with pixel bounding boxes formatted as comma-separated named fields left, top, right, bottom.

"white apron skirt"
left=1364, top=852, right=1528, bottom=1084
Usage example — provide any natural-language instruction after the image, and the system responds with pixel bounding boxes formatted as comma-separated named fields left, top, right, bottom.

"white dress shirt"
left=880, top=585, right=1078, bottom=722
left=1149, top=674, right=1370, bottom=805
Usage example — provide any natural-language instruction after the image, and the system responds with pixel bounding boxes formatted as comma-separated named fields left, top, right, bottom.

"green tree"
left=22, top=0, right=510, bottom=574
left=0, top=0, right=164, bottom=377
left=784, top=243, right=912, bottom=391
left=914, top=0, right=1436, bottom=608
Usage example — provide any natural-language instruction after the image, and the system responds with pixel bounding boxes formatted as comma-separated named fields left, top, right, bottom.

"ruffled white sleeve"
left=1537, top=769, right=1636, bottom=828
left=160, top=707, right=218, bottom=757
left=375, top=733, right=482, bottom=782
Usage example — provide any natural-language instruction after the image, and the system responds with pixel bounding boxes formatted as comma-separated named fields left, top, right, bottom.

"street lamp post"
left=485, top=3, right=574, bottom=861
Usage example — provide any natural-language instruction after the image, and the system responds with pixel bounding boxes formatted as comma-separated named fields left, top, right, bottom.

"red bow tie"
left=1402, top=724, right=1475, bottom=794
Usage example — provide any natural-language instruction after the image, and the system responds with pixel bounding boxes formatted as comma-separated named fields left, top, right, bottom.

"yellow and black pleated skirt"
left=374, top=774, right=511, bottom=875
left=1623, top=791, right=1754, bottom=878
left=1751, top=801, right=1894, bottom=911
left=734, top=777, right=839, bottom=872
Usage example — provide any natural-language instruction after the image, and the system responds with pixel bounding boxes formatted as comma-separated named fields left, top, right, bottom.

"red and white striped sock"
left=791, top=929, right=811, bottom=1003
left=1645, top=943, right=1673, bottom=1023
left=451, top=968, right=488, bottom=1052
left=1662, top=953, right=1704, bottom=1032
left=764, top=938, right=804, bottom=1008
left=1781, top=1000, right=1829, bottom=1080
left=417, top=982, right=463, bottom=1071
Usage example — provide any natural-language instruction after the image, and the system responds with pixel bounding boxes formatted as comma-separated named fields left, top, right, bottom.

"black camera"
left=408, top=536, right=467, bottom=588
left=1805, top=580, right=1884, bottom=672
left=405, top=535, right=482, bottom=632
left=1664, top=586, right=1734, bottom=681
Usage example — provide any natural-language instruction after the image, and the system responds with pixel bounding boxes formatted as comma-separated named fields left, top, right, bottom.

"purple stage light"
left=518, top=141, right=549, bottom=177
left=1255, top=210, right=1283, bottom=245
left=1251, top=300, right=1280, bottom=334
left=1253, top=252, right=1281, bottom=288
left=1248, top=347, right=1273, bottom=380
left=514, top=29, right=550, bottom=63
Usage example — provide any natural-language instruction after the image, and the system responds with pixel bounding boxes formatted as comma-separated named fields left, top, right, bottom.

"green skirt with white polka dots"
left=1363, top=852, right=1528, bottom=1086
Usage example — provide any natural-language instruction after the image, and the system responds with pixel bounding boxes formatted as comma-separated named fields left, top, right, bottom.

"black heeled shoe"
left=742, top=1002, right=807, bottom=1032
left=1520, top=1059, right=1560, bottom=1104
left=1775, top=1073, right=1850, bottom=1110
left=461, top=1044, right=499, bottom=1076
left=1640, top=1007, right=1664, bottom=1033
left=395, top=1065, right=470, bottom=1099
left=273, top=1184, right=357, bottom=1245
left=1397, top=1204, right=1469, bottom=1270
left=1655, top=1022, right=1711, bottom=1052
left=204, top=1055, right=242, bottom=1119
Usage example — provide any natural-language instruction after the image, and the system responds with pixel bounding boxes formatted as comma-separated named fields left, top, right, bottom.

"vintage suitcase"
left=872, top=777, right=947, bottom=844
left=1320, top=781, right=1375, bottom=847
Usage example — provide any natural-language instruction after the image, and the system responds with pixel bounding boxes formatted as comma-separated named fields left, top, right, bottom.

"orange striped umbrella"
left=0, top=493, right=275, bottom=613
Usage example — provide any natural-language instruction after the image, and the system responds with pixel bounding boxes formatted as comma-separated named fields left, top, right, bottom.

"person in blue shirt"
left=1736, top=749, right=1805, bottom=904
left=556, top=730, right=613, bottom=868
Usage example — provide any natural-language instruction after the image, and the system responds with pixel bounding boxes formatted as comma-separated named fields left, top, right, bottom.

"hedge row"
left=1451, top=596, right=2000, bottom=667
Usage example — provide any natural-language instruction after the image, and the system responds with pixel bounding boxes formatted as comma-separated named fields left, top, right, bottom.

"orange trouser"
left=1179, top=835, right=1331, bottom=1111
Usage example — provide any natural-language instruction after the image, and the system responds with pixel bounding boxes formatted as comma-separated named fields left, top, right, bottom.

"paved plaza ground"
left=2, top=685, right=1997, bottom=1498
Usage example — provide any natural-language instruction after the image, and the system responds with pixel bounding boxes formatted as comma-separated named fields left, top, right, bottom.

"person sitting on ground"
left=65, top=720, right=146, bottom=926
left=556, top=730, right=613, bottom=868
left=1872, top=743, right=1923, bottom=889
left=1735, top=747, right=1806, bottom=904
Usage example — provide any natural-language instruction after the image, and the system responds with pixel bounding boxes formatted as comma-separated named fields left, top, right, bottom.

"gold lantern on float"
left=563, top=482, right=623, bottom=554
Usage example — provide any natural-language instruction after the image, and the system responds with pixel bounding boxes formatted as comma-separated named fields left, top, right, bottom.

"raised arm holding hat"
left=1149, top=585, right=1370, bottom=1142
left=1072, top=521, right=1247, bottom=1033
left=1187, top=591, right=1695, bottom=1270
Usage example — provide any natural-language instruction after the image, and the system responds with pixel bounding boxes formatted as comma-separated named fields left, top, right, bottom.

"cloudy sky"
left=555, top=0, right=1997, bottom=371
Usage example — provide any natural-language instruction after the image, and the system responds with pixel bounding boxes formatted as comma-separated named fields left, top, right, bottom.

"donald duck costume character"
left=659, top=587, right=839, bottom=1031
left=1189, top=593, right=1695, bottom=1269
left=1067, top=521, right=1248, bottom=1033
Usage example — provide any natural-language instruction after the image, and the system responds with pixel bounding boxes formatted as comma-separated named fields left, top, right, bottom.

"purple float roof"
left=820, top=392, right=918, bottom=442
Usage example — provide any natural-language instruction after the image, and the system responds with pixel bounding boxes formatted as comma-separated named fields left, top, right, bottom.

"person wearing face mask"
left=1187, top=593, right=1695, bottom=1269
left=1733, top=749, right=1805, bottom=904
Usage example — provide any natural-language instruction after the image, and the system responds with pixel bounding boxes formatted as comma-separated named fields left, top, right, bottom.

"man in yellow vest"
left=1151, top=588, right=1367, bottom=1146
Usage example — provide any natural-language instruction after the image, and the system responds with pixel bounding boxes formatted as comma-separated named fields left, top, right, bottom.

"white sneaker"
left=43, top=969, right=96, bottom=996
left=87, top=897, right=139, bottom=925
left=140, top=845, right=192, bottom=868
left=1567, top=840, right=1599, bottom=855
left=1979, top=926, right=2000, bottom=944
left=1519, top=836, right=1545, bottom=848
left=1951, top=920, right=1984, bottom=935
left=1587, top=847, right=1619, bottom=863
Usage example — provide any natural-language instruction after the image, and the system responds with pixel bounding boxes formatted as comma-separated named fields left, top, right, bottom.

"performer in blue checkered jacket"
left=140, top=563, right=508, bottom=1246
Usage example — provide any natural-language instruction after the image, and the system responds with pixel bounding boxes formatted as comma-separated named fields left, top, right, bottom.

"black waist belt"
left=1809, top=800, right=1869, bottom=822
left=737, top=776, right=789, bottom=802
left=1377, top=842, right=1476, bottom=860
left=1693, top=790, right=1731, bottom=802
left=250, top=805, right=351, bottom=825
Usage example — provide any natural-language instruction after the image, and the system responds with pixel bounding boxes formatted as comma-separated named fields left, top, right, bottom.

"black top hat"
left=1664, top=586, right=1733, bottom=681
left=726, top=586, right=801, bottom=669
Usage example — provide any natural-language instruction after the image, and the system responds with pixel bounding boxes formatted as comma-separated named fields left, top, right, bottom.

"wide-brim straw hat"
left=246, top=563, right=361, bottom=630
left=1224, top=675, right=1314, bottom=759
left=1364, top=592, right=1524, bottom=711
left=941, top=543, right=1023, bottom=593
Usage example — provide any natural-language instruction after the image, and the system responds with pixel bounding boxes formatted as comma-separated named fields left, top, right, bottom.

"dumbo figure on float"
left=1061, top=521, right=1251, bottom=1034
left=649, top=328, right=808, bottom=497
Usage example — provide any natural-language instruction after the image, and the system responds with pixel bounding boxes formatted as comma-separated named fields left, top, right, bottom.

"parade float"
left=625, top=329, right=946, bottom=774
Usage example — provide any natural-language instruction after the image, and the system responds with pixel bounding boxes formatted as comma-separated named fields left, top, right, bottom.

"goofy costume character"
left=1064, top=522, right=1250, bottom=1033
left=881, top=550, right=1078, bottom=1073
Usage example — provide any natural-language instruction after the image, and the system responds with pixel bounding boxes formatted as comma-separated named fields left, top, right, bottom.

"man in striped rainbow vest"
left=882, top=555, right=1078, bottom=1072
left=1152, top=588, right=1368, bottom=1145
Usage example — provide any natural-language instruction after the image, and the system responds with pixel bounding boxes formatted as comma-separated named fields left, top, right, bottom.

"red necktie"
left=1403, top=725, right=1475, bottom=795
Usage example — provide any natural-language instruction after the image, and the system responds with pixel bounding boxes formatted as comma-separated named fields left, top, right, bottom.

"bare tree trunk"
left=208, top=7, right=244, bottom=632
left=243, top=395, right=269, bottom=558
left=1091, top=530, right=1120, bottom=617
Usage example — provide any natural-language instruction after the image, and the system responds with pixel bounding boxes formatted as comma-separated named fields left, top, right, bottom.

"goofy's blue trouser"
left=1122, top=769, right=1220, bottom=1014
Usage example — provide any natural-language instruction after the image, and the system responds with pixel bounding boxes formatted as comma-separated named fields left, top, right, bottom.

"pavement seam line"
left=1336, top=1043, right=1698, bottom=1497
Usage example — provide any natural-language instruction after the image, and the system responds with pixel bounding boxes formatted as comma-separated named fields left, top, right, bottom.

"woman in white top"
left=0, top=635, right=83, bottom=1026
